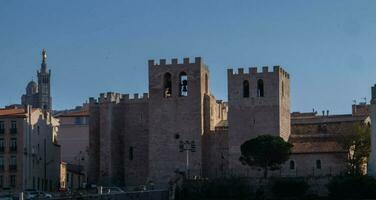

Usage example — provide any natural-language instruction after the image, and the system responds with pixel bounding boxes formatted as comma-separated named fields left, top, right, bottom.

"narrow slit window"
left=316, top=160, right=321, bottom=169
left=163, top=73, right=172, bottom=98
left=257, top=79, right=264, bottom=97
left=289, top=160, right=295, bottom=170
left=129, top=147, right=134, bottom=160
left=179, top=72, right=188, bottom=96
left=243, top=80, right=250, bottom=98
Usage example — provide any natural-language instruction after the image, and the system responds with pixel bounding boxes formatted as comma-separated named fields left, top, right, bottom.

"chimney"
left=322, top=110, right=325, bottom=116
left=326, top=110, right=329, bottom=116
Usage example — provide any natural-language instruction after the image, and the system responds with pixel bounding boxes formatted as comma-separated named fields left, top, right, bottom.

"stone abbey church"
left=88, top=57, right=370, bottom=188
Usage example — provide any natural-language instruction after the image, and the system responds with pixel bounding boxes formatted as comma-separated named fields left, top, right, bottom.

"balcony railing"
left=0, top=129, right=4, bottom=134
left=10, top=128, right=17, bottom=134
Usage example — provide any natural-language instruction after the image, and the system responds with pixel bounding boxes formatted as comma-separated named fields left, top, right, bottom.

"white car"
left=101, top=187, right=125, bottom=194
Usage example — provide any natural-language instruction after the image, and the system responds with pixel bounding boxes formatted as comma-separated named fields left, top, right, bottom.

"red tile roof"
left=0, top=108, right=40, bottom=117
left=0, top=108, right=31, bottom=117
left=292, top=141, right=346, bottom=154
left=55, top=109, right=89, bottom=117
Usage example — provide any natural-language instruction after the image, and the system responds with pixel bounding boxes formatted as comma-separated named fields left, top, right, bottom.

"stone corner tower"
left=368, top=84, right=376, bottom=176
left=37, top=49, right=52, bottom=111
left=148, top=57, right=209, bottom=187
left=227, top=65, right=291, bottom=171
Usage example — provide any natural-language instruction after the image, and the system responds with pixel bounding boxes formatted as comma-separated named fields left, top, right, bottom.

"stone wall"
left=88, top=93, right=149, bottom=187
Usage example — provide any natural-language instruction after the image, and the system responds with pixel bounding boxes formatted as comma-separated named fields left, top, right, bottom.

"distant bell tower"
left=37, top=49, right=52, bottom=110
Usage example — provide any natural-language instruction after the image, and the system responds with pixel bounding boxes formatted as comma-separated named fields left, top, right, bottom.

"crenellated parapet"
left=120, top=93, right=149, bottom=103
left=148, top=57, right=202, bottom=67
left=227, top=65, right=290, bottom=79
left=88, top=92, right=149, bottom=105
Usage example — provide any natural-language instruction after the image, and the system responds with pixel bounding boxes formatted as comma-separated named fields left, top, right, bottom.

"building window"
left=75, top=117, right=83, bottom=125
left=243, top=80, right=250, bottom=98
left=10, top=175, right=16, bottom=187
left=179, top=72, right=188, bottom=97
left=0, top=157, right=4, bottom=170
left=316, top=160, right=321, bottom=169
left=289, top=160, right=295, bottom=170
left=318, top=124, right=328, bottom=133
left=129, top=147, right=134, bottom=161
left=282, top=81, right=284, bottom=97
left=257, top=79, right=264, bottom=97
left=10, top=121, right=17, bottom=134
left=0, top=139, right=4, bottom=152
left=10, top=156, right=17, bottom=170
left=163, top=73, right=172, bottom=98
left=0, top=121, right=4, bottom=134
left=0, top=176, right=3, bottom=187
left=10, top=138, right=17, bottom=152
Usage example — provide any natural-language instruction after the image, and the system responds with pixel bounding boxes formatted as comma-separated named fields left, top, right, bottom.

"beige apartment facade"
left=0, top=106, right=60, bottom=192
left=55, top=106, right=89, bottom=189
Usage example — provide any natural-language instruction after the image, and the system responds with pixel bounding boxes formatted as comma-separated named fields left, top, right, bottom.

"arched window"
left=289, top=160, right=295, bottom=170
left=243, top=80, right=249, bottom=98
left=257, top=79, right=264, bottom=97
left=316, top=160, right=321, bottom=169
left=179, top=72, right=188, bottom=96
left=163, top=73, right=172, bottom=98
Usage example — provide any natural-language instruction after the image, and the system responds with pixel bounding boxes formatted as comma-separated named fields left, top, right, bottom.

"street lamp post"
left=179, top=140, right=196, bottom=178
left=75, top=151, right=85, bottom=189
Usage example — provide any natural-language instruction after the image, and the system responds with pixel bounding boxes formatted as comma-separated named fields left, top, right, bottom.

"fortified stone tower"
left=37, top=49, right=52, bottom=110
left=368, top=85, right=376, bottom=176
left=148, top=57, right=209, bottom=187
left=227, top=66, right=291, bottom=173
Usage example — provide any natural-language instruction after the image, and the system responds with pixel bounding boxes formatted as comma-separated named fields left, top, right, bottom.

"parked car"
left=100, top=187, right=125, bottom=194
left=39, top=192, right=52, bottom=198
left=24, top=189, right=38, bottom=199
left=0, top=194, right=12, bottom=200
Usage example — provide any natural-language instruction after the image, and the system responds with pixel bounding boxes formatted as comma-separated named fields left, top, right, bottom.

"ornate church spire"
left=41, top=48, right=48, bottom=72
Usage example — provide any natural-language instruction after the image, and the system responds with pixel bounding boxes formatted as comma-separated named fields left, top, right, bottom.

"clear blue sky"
left=1, top=0, right=376, bottom=113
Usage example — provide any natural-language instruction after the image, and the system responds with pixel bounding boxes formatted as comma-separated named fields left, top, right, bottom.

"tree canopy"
left=239, top=135, right=293, bottom=178
left=338, top=122, right=370, bottom=176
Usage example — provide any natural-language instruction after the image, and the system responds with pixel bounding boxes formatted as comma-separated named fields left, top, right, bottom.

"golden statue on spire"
left=42, top=49, right=47, bottom=63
